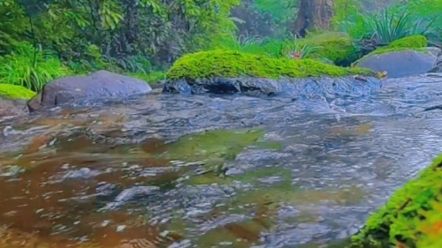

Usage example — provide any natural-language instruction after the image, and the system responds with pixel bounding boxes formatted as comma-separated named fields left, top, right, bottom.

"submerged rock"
left=27, top=70, right=152, bottom=112
left=347, top=153, right=442, bottom=247
left=356, top=35, right=440, bottom=78
left=102, top=186, right=160, bottom=210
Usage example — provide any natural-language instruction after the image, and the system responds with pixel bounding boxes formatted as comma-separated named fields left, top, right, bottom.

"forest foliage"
left=0, top=0, right=441, bottom=91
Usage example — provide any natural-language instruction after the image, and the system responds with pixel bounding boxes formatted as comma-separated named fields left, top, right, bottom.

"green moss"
left=388, top=35, right=427, bottom=49
left=167, top=50, right=372, bottom=80
left=366, top=35, right=428, bottom=56
left=0, top=83, right=36, bottom=99
left=347, top=153, right=442, bottom=248
left=300, top=32, right=357, bottom=64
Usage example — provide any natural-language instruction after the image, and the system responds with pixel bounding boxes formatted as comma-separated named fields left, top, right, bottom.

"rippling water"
left=1, top=73, right=442, bottom=247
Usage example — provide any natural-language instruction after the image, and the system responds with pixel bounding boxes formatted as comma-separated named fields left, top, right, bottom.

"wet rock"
left=0, top=96, right=29, bottom=118
left=63, top=167, right=101, bottom=179
left=101, top=185, right=160, bottom=210
left=163, top=76, right=381, bottom=98
left=356, top=48, right=440, bottom=78
left=27, top=70, right=152, bottom=112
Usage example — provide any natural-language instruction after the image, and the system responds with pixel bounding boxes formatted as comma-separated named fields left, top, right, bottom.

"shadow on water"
left=1, top=74, right=442, bottom=247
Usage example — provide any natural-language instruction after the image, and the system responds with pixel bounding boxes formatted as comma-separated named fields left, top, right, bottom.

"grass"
left=0, top=43, right=70, bottom=91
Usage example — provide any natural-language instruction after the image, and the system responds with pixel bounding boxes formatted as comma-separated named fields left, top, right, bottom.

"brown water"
left=1, top=74, right=442, bottom=247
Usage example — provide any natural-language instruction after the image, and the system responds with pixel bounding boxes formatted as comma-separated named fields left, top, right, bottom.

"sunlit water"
left=1, top=74, right=442, bottom=247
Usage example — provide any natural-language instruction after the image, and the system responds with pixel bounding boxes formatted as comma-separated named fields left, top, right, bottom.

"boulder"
left=356, top=49, right=438, bottom=78
left=163, top=50, right=379, bottom=97
left=355, top=35, right=440, bottom=78
left=27, top=70, right=152, bottom=112
left=163, top=76, right=382, bottom=98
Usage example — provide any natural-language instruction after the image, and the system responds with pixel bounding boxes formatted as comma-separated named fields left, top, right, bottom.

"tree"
left=293, top=0, right=334, bottom=37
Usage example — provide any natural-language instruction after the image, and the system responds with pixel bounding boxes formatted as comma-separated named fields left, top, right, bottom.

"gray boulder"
left=356, top=48, right=440, bottom=78
left=28, top=70, right=152, bottom=112
left=163, top=76, right=382, bottom=98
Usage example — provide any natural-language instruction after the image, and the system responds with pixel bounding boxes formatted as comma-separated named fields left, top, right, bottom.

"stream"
left=1, top=73, right=442, bottom=247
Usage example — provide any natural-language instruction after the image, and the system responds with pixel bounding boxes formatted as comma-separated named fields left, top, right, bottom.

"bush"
left=0, top=43, right=70, bottom=91
left=300, top=32, right=357, bottom=65
left=336, top=4, right=439, bottom=45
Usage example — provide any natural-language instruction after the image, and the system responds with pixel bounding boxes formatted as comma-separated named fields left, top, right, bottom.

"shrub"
left=0, top=42, right=70, bottom=91
left=336, top=6, right=439, bottom=46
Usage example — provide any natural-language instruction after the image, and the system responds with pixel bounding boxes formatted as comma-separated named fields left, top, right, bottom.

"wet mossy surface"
left=347, top=153, right=442, bottom=248
left=0, top=83, right=36, bottom=99
left=364, top=35, right=428, bottom=57
left=166, top=50, right=373, bottom=81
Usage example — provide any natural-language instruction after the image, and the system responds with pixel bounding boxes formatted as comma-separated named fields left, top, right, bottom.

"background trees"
left=0, top=0, right=441, bottom=91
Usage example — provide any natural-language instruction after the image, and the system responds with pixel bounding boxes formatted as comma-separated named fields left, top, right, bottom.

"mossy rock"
left=367, top=35, right=428, bottom=56
left=166, top=50, right=372, bottom=81
left=300, top=32, right=358, bottom=65
left=0, top=84, right=36, bottom=99
left=347, top=153, right=442, bottom=248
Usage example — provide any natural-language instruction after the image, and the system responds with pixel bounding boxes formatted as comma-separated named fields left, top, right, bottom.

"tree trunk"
left=294, top=0, right=334, bottom=37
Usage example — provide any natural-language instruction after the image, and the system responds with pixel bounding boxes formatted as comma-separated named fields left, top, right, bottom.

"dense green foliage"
left=166, top=50, right=372, bottom=80
left=0, top=0, right=441, bottom=91
left=0, top=0, right=240, bottom=89
left=335, top=0, right=441, bottom=44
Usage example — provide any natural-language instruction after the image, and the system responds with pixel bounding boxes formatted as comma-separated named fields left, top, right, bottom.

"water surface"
left=1, top=74, right=442, bottom=247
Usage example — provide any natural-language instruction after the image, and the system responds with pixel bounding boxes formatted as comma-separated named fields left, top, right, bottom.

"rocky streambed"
left=1, top=73, right=442, bottom=247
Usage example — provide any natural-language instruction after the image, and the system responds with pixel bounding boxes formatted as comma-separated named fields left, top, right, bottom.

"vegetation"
left=0, top=0, right=440, bottom=89
left=166, top=50, right=372, bottom=81
left=347, top=153, right=442, bottom=248
left=365, top=35, right=428, bottom=56
left=0, top=84, right=36, bottom=99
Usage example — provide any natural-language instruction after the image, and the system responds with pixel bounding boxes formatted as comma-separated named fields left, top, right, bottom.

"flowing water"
left=1, top=74, right=442, bottom=247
